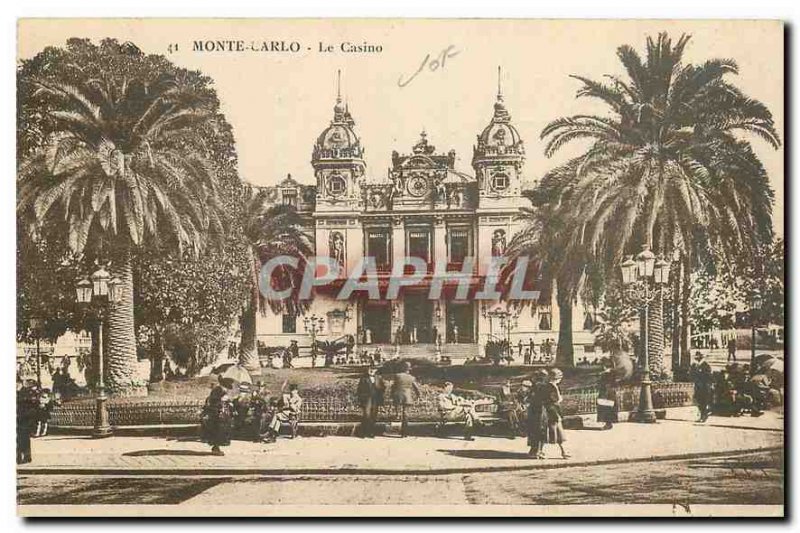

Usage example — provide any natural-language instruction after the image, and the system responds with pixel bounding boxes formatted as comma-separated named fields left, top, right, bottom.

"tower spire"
left=336, top=69, right=342, bottom=103
left=497, top=65, right=503, bottom=101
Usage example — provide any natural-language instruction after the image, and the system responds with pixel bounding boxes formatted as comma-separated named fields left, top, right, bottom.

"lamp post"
left=303, top=314, right=325, bottom=365
left=620, top=245, right=669, bottom=424
left=751, top=291, right=762, bottom=367
left=481, top=306, right=518, bottom=359
left=29, top=316, right=46, bottom=389
left=76, top=266, right=123, bottom=439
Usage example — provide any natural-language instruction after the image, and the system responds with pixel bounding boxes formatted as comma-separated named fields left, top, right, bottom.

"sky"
left=18, top=19, right=784, bottom=235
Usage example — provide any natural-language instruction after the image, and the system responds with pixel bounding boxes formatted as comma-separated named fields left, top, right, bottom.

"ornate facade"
left=256, top=78, right=595, bottom=363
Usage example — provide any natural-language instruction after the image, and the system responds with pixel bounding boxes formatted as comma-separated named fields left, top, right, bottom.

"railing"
left=49, top=381, right=695, bottom=428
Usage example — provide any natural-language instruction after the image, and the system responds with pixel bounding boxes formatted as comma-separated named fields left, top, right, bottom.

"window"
left=449, top=228, right=471, bottom=264
left=367, top=230, right=391, bottom=269
left=281, top=189, right=298, bottom=208
left=327, top=174, right=346, bottom=196
left=583, top=312, right=595, bottom=331
left=539, top=311, right=552, bottom=331
left=491, top=173, right=509, bottom=191
left=282, top=314, right=297, bottom=334
left=408, top=229, right=431, bottom=263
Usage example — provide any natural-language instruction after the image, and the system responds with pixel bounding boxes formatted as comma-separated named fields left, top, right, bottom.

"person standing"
left=357, top=366, right=386, bottom=438
left=200, top=384, right=234, bottom=456
left=526, top=370, right=549, bottom=458
left=543, top=368, right=569, bottom=458
left=390, top=361, right=421, bottom=438
left=596, top=363, right=618, bottom=430
left=17, top=381, right=37, bottom=464
left=727, top=338, right=737, bottom=363
left=691, top=352, right=714, bottom=422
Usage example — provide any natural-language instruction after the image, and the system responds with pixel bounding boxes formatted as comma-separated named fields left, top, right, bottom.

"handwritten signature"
left=398, top=45, right=460, bottom=88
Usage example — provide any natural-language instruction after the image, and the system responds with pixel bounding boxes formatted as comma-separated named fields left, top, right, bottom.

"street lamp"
left=75, top=266, right=123, bottom=438
left=620, top=244, right=670, bottom=424
left=751, top=291, right=763, bottom=367
left=29, top=316, right=46, bottom=388
left=303, top=314, right=325, bottom=366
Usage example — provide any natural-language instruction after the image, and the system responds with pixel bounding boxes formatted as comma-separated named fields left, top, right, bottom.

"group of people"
left=16, top=380, right=59, bottom=464
left=200, top=379, right=303, bottom=456
left=515, top=338, right=556, bottom=365
left=691, top=352, right=780, bottom=421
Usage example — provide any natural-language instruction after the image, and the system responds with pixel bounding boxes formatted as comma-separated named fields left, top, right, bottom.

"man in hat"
left=232, top=382, right=253, bottom=436
left=691, top=351, right=714, bottom=422
left=265, top=384, right=303, bottom=440
left=390, top=361, right=421, bottom=438
left=357, top=366, right=386, bottom=438
left=436, top=382, right=478, bottom=441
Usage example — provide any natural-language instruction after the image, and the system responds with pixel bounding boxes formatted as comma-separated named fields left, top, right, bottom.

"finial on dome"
left=333, top=69, right=345, bottom=120
left=497, top=65, right=503, bottom=101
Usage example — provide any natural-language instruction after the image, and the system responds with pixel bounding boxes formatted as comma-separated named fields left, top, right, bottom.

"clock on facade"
left=407, top=175, right=429, bottom=197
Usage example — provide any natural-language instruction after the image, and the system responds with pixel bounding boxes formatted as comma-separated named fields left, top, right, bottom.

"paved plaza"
left=18, top=410, right=782, bottom=475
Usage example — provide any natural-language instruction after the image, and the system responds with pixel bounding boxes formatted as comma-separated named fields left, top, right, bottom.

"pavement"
left=18, top=409, right=783, bottom=476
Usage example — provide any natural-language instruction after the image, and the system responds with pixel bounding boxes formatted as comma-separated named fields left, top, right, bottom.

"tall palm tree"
left=239, top=188, right=313, bottom=373
left=538, top=33, right=779, bottom=376
left=18, top=74, right=225, bottom=394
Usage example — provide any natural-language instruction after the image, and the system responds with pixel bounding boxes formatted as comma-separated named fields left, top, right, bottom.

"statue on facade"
left=492, top=229, right=507, bottom=256
left=330, top=232, right=345, bottom=268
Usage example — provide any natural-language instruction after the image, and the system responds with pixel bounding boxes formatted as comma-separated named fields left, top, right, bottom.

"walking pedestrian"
left=390, top=361, right=421, bottom=438
left=691, top=352, right=714, bottom=422
left=200, top=383, right=234, bottom=456
left=543, top=368, right=569, bottom=458
left=526, top=370, right=549, bottom=458
left=357, top=366, right=386, bottom=438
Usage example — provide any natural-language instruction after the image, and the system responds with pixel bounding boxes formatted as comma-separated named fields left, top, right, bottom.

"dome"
left=474, top=94, right=524, bottom=157
left=313, top=97, right=364, bottom=161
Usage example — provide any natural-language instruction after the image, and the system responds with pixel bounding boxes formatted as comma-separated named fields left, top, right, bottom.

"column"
left=433, top=216, right=448, bottom=267
left=391, top=216, right=404, bottom=268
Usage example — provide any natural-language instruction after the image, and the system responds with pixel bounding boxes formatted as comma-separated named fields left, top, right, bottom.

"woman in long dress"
left=526, top=370, right=549, bottom=458
left=543, top=368, right=570, bottom=459
left=201, top=384, right=234, bottom=456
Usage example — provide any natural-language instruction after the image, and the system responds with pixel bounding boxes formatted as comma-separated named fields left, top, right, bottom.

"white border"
left=4, top=1, right=796, bottom=531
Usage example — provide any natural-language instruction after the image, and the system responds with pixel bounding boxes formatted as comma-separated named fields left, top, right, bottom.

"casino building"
left=255, top=76, right=596, bottom=363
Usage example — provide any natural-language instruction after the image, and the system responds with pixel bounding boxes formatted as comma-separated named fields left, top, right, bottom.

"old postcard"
left=16, top=18, right=784, bottom=517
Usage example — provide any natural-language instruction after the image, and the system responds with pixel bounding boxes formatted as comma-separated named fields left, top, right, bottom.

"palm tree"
left=538, top=33, right=779, bottom=376
left=239, top=188, right=313, bottom=373
left=18, top=74, right=225, bottom=394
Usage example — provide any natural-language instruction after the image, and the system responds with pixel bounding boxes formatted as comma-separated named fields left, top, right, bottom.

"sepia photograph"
left=14, top=18, right=784, bottom=517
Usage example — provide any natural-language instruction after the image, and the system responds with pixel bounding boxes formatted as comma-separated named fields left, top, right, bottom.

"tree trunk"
left=647, top=289, right=665, bottom=378
left=239, top=299, right=260, bottom=374
left=680, top=254, right=691, bottom=372
left=670, top=259, right=681, bottom=374
left=107, top=251, right=146, bottom=396
left=148, top=328, right=165, bottom=383
left=555, top=286, right=574, bottom=367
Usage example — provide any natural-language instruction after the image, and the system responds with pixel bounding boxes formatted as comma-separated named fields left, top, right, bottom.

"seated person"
left=498, top=379, right=522, bottom=437
left=436, top=382, right=477, bottom=441
left=264, top=384, right=303, bottom=441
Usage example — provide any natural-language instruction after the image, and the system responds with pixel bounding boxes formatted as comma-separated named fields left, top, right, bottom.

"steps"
left=365, top=343, right=479, bottom=362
